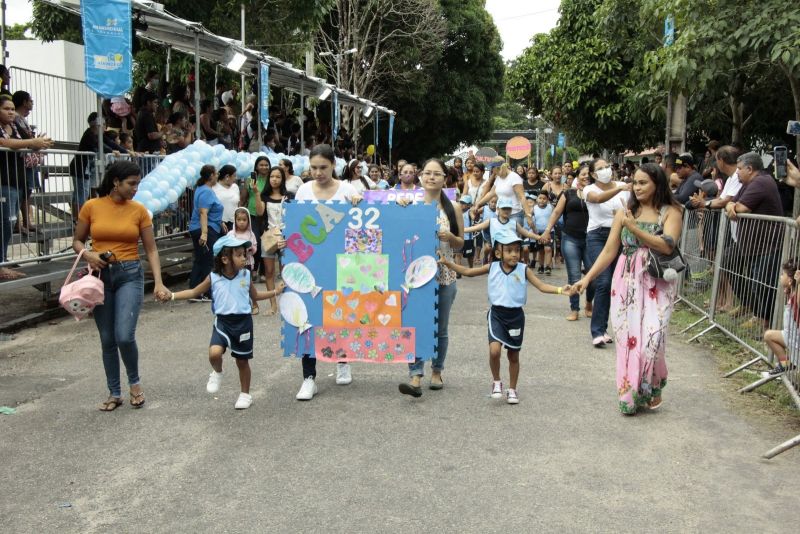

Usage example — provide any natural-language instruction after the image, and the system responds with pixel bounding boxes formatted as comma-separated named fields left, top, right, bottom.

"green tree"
left=391, top=0, right=504, bottom=161
left=508, top=0, right=663, bottom=153
left=492, top=90, right=533, bottom=131
left=4, top=23, right=34, bottom=40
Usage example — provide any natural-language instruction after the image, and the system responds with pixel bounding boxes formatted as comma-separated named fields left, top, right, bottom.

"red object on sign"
left=506, top=136, right=531, bottom=159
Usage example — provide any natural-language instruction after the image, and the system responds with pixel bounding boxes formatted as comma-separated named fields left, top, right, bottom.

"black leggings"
left=302, top=355, right=316, bottom=379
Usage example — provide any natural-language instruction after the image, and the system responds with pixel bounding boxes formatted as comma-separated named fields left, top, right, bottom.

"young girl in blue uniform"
left=440, top=227, right=573, bottom=404
left=163, top=235, right=285, bottom=409
left=465, top=198, right=539, bottom=249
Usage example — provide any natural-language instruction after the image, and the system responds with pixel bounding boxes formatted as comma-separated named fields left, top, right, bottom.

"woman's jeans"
left=409, top=282, right=457, bottom=377
left=561, top=233, right=595, bottom=311
left=1, top=185, right=20, bottom=263
left=586, top=227, right=615, bottom=338
left=93, top=261, right=144, bottom=397
left=189, top=227, right=220, bottom=290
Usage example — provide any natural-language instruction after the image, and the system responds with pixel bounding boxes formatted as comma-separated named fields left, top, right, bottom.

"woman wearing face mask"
left=542, top=164, right=594, bottom=321
left=395, top=163, right=419, bottom=190
left=584, top=158, right=631, bottom=347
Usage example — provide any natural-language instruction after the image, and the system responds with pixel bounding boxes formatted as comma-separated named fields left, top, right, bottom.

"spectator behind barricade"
left=214, top=81, right=227, bottom=110
left=726, top=151, right=784, bottom=330
left=198, top=99, right=220, bottom=145
left=118, top=132, right=135, bottom=155
left=212, top=164, right=240, bottom=229
left=13, top=90, right=42, bottom=232
left=71, top=112, right=126, bottom=218
left=163, top=112, right=194, bottom=154
left=702, top=140, right=720, bottom=178
left=673, top=153, right=702, bottom=204
left=0, top=65, right=11, bottom=97
left=134, top=92, right=163, bottom=154
left=188, top=164, right=224, bottom=301
left=170, top=84, right=191, bottom=118
left=343, top=159, right=374, bottom=194
left=278, top=158, right=303, bottom=196
left=221, top=90, right=240, bottom=149
left=0, top=94, right=53, bottom=280
left=662, top=152, right=680, bottom=190
left=689, top=145, right=741, bottom=211
left=104, top=97, right=135, bottom=134
left=132, top=69, right=159, bottom=112
left=213, top=107, right=232, bottom=149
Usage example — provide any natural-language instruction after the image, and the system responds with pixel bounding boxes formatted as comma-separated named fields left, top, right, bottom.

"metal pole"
left=241, top=3, right=246, bottom=118
left=665, top=92, right=673, bottom=153
left=166, top=46, right=171, bottom=83
left=1, top=0, right=7, bottom=65
left=194, top=32, right=202, bottom=140
left=214, top=64, right=219, bottom=109
left=96, top=95, right=105, bottom=187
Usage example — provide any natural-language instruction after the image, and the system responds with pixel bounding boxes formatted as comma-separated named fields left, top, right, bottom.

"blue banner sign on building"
left=81, top=0, right=133, bottom=98
left=388, top=114, right=395, bottom=149
left=332, top=91, right=340, bottom=140
left=259, top=62, right=270, bottom=129
left=557, top=132, right=565, bottom=148
left=664, top=15, right=675, bottom=47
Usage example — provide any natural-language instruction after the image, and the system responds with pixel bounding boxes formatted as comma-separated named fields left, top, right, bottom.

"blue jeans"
left=189, top=227, right=220, bottom=290
left=586, top=227, right=616, bottom=338
left=72, top=176, right=91, bottom=210
left=409, top=282, right=457, bottom=377
left=1, top=185, right=20, bottom=263
left=750, top=251, right=780, bottom=322
left=93, top=261, right=144, bottom=397
left=561, top=233, right=595, bottom=311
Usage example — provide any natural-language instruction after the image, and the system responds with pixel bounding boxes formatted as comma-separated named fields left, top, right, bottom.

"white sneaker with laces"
left=336, top=363, right=352, bottom=385
left=490, top=381, right=503, bottom=399
left=506, top=388, right=519, bottom=404
left=206, top=371, right=223, bottom=393
left=234, top=392, right=252, bottom=409
left=296, top=377, right=318, bottom=400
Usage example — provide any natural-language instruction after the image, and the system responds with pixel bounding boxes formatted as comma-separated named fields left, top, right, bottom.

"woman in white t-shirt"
left=293, top=144, right=363, bottom=401
left=342, top=159, right=375, bottom=194
left=584, top=158, right=631, bottom=348
left=211, top=164, right=241, bottom=229
left=472, top=163, right=532, bottom=231
left=278, top=158, right=304, bottom=197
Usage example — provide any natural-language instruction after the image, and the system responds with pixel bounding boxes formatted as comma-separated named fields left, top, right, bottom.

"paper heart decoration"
left=385, top=294, right=397, bottom=307
left=347, top=298, right=360, bottom=310
left=372, top=270, right=384, bottom=279
left=360, top=284, right=371, bottom=294
left=377, top=314, right=391, bottom=326
left=360, top=314, right=370, bottom=325
left=325, top=294, right=339, bottom=306
left=360, top=265, right=372, bottom=274
left=339, top=257, right=352, bottom=268
left=376, top=257, right=387, bottom=265
left=331, top=308, right=343, bottom=320
left=347, top=313, right=357, bottom=323
left=345, top=276, right=357, bottom=285
left=364, top=301, right=378, bottom=313
left=342, top=287, right=354, bottom=296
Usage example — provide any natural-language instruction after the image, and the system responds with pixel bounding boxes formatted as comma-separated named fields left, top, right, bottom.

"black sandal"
left=130, top=391, right=145, bottom=408
left=399, top=383, right=422, bottom=397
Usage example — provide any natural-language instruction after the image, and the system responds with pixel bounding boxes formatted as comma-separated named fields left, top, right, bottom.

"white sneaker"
left=336, top=363, right=352, bottom=385
left=234, top=392, right=252, bottom=409
left=506, top=388, right=519, bottom=404
left=490, top=381, right=503, bottom=399
left=206, top=371, right=223, bottom=393
left=296, top=377, right=318, bottom=400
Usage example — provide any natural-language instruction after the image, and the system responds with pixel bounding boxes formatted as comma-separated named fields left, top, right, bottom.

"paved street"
left=1, top=269, right=799, bottom=533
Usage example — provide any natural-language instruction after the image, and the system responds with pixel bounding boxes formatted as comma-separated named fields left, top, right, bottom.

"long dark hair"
left=99, top=160, right=141, bottom=196
left=218, top=164, right=237, bottom=182
left=344, top=160, right=370, bottom=191
left=196, top=164, right=216, bottom=187
left=280, top=158, right=294, bottom=175
left=253, top=155, right=270, bottom=177
left=309, top=143, right=338, bottom=179
left=423, top=158, right=460, bottom=236
left=628, top=163, right=678, bottom=214
left=263, top=166, right=288, bottom=198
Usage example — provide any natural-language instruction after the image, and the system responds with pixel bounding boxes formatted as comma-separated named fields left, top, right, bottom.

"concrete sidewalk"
left=1, top=269, right=799, bottom=533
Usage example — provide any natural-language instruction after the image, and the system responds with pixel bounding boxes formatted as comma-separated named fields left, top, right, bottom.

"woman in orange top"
left=73, top=160, right=168, bottom=411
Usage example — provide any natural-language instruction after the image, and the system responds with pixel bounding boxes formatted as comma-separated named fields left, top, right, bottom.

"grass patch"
left=671, top=302, right=800, bottom=420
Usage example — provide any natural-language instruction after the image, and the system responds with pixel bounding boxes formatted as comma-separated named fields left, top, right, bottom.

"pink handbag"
left=59, top=250, right=105, bottom=321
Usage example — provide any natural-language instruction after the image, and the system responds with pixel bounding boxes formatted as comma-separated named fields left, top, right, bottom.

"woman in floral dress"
left=575, top=164, right=682, bottom=414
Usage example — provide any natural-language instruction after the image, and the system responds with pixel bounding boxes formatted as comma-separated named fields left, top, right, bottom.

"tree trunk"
left=729, top=95, right=744, bottom=145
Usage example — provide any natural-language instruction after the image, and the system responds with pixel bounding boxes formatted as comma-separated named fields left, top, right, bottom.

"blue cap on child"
left=212, top=235, right=252, bottom=256
left=496, top=198, right=514, bottom=209
left=459, top=194, right=473, bottom=205
left=493, top=227, right=522, bottom=245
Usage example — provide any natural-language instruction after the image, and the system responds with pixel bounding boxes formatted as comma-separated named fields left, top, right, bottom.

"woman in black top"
left=542, top=163, right=594, bottom=321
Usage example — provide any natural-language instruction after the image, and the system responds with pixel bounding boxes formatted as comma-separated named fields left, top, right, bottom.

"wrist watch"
left=705, top=200, right=712, bottom=208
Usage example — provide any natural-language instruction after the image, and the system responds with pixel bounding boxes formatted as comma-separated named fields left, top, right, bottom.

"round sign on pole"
left=506, top=136, right=531, bottom=160
left=474, top=147, right=499, bottom=163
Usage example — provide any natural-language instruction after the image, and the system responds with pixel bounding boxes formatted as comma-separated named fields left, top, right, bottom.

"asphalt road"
left=1, top=268, right=799, bottom=533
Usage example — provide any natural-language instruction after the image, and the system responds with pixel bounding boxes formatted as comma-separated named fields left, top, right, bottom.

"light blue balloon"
left=137, top=190, right=153, bottom=201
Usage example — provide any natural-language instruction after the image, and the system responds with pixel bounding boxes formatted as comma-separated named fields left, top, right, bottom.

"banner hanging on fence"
left=81, top=0, right=133, bottom=98
left=259, top=62, right=270, bottom=129
left=388, top=114, right=394, bottom=149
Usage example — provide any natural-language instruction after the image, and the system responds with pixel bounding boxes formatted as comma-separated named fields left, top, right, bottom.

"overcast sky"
left=4, top=0, right=562, bottom=61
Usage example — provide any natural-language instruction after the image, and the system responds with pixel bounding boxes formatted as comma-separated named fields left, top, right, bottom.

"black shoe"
left=399, top=383, right=422, bottom=397
left=545, top=267, right=552, bottom=276
left=762, top=363, right=795, bottom=378
left=537, top=266, right=545, bottom=274
left=456, top=273, right=462, bottom=279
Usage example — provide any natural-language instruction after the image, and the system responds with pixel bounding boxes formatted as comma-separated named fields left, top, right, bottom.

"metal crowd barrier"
left=677, top=208, right=800, bottom=458
left=10, top=67, right=97, bottom=145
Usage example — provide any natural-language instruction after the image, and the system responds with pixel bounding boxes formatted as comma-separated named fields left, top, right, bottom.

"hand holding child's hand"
left=275, top=281, right=286, bottom=294
left=573, top=277, right=589, bottom=294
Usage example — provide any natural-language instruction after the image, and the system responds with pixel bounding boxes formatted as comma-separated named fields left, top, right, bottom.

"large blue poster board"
left=281, top=202, right=438, bottom=363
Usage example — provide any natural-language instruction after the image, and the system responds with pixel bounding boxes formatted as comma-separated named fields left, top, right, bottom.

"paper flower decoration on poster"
left=279, top=292, right=311, bottom=333
left=314, top=326, right=416, bottom=363
left=282, top=262, right=321, bottom=297
left=401, top=255, right=438, bottom=293
left=336, top=254, right=389, bottom=293
left=344, top=228, right=382, bottom=254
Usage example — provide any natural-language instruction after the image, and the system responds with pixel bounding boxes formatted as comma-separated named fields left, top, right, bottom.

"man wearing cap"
left=673, top=153, right=702, bottom=204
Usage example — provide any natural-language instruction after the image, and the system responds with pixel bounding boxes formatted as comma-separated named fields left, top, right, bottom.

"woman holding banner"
left=398, top=158, right=464, bottom=397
